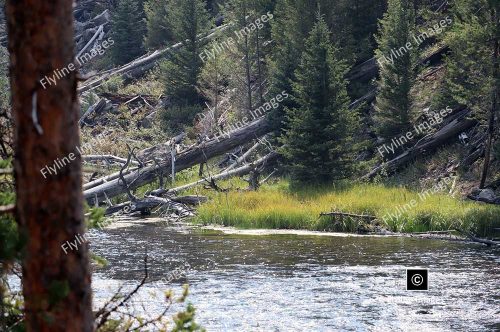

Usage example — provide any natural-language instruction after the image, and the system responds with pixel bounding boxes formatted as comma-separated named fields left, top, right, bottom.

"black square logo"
left=406, top=269, right=428, bottom=291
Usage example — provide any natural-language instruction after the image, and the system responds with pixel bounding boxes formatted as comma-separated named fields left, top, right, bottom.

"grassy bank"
left=193, top=180, right=500, bottom=236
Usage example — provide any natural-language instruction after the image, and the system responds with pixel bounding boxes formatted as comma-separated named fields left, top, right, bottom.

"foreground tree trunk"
left=6, top=1, right=93, bottom=331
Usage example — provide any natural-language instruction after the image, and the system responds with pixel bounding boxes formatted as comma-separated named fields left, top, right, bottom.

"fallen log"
left=104, top=196, right=193, bottom=217
left=363, top=108, right=477, bottom=179
left=78, top=25, right=230, bottom=93
left=224, top=139, right=262, bottom=172
left=320, top=211, right=377, bottom=220
left=455, top=229, right=499, bottom=246
left=81, top=9, right=110, bottom=31
left=98, top=92, right=158, bottom=106
left=84, top=115, right=272, bottom=205
left=75, top=9, right=110, bottom=55
left=347, top=57, right=378, bottom=83
left=347, top=45, right=449, bottom=83
left=137, top=132, right=185, bottom=162
left=82, top=132, right=183, bottom=190
left=166, top=152, right=278, bottom=194
left=79, top=98, right=113, bottom=127
left=83, top=166, right=140, bottom=191
left=83, top=155, right=140, bottom=166
left=412, top=230, right=454, bottom=234
left=77, top=24, right=105, bottom=59
left=348, top=88, right=376, bottom=110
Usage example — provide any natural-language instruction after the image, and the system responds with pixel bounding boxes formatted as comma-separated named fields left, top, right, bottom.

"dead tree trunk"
left=78, top=25, right=230, bottom=93
left=167, top=152, right=277, bottom=194
left=364, top=108, right=477, bottom=179
left=6, top=0, right=93, bottom=331
left=84, top=116, right=272, bottom=204
left=347, top=44, right=449, bottom=83
left=480, top=9, right=498, bottom=189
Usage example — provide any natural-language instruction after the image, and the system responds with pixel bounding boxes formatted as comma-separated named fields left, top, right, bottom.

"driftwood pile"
left=87, top=126, right=278, bottom=221
left=84, top=116, right=273, bottom=205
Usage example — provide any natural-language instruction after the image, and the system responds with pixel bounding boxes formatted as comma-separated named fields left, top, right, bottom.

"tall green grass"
left=194, top=181, right=500, bottom=236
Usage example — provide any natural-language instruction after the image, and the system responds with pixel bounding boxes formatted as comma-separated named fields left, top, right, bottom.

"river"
left=89, top=218, right=500, bottom=332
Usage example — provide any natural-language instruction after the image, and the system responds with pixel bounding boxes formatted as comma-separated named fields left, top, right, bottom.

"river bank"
left=190, top=180, right=500, bottom=237
left=99, top=217, right=492, bottom=247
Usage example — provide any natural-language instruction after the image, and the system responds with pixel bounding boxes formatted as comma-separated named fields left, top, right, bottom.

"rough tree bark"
left=6, top=0, right=93, bottom=331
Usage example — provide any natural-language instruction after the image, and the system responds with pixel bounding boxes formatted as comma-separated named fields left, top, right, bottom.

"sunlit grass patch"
left=194, top=180, right=500, bottom=236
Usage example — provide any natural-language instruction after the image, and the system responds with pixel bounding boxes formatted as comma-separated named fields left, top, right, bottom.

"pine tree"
left=374, top=0, right=418, bottom=139
left=160, top=0, right=210, bottom=105
left=280, top=14, right=359, bottom=184
left=220, top=0, right=274, bottom=116
left=268, top=0, right=376, bottom=130
left=267, top=0, right=322, bottom=130
left=111, top=0, right=146, bottom=65
left=197, top=47, right=232, bottom=136
left=440, top=0, right=499, bottom=187
left=440, top=0, right=497, bottom=115
left=144, top=0, right=173, bottom=49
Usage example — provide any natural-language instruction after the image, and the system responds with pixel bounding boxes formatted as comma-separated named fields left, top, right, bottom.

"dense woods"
left=0, top=0, right=498, bottom=330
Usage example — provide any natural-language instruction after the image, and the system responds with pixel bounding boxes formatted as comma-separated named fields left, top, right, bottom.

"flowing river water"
left=88, top=218, right=500, bottom=332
